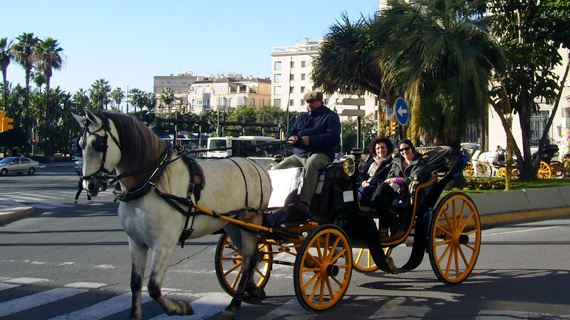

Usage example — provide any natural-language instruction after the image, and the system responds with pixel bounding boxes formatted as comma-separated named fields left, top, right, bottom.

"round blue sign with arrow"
left=394, top=98, right=409, bottom=126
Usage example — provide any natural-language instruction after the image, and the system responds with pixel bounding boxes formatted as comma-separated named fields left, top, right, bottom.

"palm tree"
left=89, top=79, right=111, bottom=109
left=159, top=87, right=175, bottom=118
left=312, top=13, right=385, bottom=97
left=73, top=89, right=90, bottom=111
left=374, top=0, right=504, bottom=150
left=33, top=37, right=64, bottom=157
left=110, top=87, right=125, bottom=112
left=129, top=88, right=143, bottom=113
left=11, top=32, right=40, bottom=142
left=0, top=37, right=13, bottom=110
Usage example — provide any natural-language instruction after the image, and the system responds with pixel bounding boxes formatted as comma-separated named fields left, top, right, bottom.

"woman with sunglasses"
left=371, top=139, right=426, bottom=241
left=358, top=137, right=394, bottom=206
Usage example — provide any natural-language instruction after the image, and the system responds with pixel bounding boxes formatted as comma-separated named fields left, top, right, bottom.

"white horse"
left=73, top=110, right=272, bottom=320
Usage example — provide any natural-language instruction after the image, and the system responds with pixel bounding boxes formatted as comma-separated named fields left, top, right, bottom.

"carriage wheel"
left=564, top=159, right=570, bottom=177
left=294, top=224, right=352, bottom=311
left=549, top=161, right=565, bottom=179
left=352, top=247, right=393, bottom=273
left=476, top=162, right=493, bottom=177
left=496, top=167, right=507, bottom=178
left=214, top=233, right=272, bottom=297
left=428, top=192, right=481, bottom=284
left=463, top=161, right=474, bottom=177
left=537, top=161, right=552, bottom=179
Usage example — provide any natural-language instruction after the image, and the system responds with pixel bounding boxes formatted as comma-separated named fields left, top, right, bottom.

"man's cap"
left=303, top=91, right=323, bottom=101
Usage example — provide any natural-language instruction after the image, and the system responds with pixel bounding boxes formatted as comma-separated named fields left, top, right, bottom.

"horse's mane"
left=92, top=110, right=166, bottom=179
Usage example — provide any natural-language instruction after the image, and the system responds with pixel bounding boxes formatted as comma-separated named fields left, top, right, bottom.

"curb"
left=0, top=206, right=35, bottom=223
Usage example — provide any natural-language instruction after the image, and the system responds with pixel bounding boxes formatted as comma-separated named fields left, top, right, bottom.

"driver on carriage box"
left=263, top=91, right=341, bottom=228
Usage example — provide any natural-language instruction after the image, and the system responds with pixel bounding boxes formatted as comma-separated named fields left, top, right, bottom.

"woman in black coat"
left=358, top=137, right=394, bottom=206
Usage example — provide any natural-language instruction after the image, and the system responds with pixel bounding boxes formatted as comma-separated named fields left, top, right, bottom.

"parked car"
left=0, top=156, right=40, bottom=176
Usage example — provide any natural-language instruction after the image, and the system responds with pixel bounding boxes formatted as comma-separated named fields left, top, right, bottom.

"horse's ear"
left=72, top=113, right=86, bottom=128
left=85, top=110, right=104, bottom=131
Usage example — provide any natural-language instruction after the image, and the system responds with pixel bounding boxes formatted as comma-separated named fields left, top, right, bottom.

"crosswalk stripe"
left=5, top=277, right=49, bottom=284
left=0, top=282, right=20, bottom=292
left=0, top=287, right=88, bottom=317
left=49, top=291, right=152, bottom=320
left=257, top=299, right=316, bottom=320
left=148, top=292, right=233, bottom=320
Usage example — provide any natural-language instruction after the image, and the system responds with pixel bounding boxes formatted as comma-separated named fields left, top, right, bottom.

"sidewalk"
left=2, top=184, right=570, bottom=225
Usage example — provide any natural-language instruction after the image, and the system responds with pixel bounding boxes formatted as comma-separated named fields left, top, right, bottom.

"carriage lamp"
left=342, top=157, right=356, bottom=176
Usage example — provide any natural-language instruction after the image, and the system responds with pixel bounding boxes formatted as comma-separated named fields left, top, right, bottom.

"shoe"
left=263, top=207, right=290, bottom=228
left=74, top=199, right=78, bottom=204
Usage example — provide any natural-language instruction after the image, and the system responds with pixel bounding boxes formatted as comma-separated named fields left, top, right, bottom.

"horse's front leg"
left=128, top=239, right=148, bottom=320
left=148, top=243, right=194, bottom=316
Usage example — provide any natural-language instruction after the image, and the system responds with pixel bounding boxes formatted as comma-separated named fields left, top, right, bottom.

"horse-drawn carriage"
left=215, top=145, right=481, bottom=312
left=464, top=144, right=563, bottom=179
left=73, top=110, right=481, bottom=319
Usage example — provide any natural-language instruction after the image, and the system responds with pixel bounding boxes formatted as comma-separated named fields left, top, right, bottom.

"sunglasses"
left=399, top=146, right=411, bottom=152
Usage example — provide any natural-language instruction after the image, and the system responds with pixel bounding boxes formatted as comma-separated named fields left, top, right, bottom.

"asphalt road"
left=0, top=165, right=569, bottom=319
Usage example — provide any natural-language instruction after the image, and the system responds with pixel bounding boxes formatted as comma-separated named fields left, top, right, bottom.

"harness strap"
left=113, top=149, right=172, bottom=202
left=228, top=158, right=249, bottom=208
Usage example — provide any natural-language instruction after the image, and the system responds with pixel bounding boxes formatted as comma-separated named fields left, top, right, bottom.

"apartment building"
left=270, top=38, right=379, bottom=117
left=153, top=73, right=271, bottom=116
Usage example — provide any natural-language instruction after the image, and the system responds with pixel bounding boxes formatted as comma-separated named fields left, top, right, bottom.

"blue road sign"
left=394, top=98, right=409, bottom=125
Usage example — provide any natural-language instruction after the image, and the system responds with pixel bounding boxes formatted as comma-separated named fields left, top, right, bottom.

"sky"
left=2, top=0, right=379, bottom=96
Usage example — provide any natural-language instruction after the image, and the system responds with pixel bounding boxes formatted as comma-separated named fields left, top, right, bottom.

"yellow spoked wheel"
left=463, top=161, right=474, bottom=177
left=214, top=233, right=272, bottom=297
left=294, top=224, right=352, bottom=311
left=428, top=192, right=481, bottom=284
left=537, top=161, right=552, bottom=179
left=476, top=162, right=493, bottom=177
left=550, top=161, right=565, bottom=179
left=564, top=159, right=570, bottom=176
left=496, top=167, right=507, bottom=178
left=352, top=247, right=392, bottom=273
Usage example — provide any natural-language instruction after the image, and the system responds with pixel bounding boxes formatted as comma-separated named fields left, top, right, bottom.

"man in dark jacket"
left=264, top=91, right=341, bottom=227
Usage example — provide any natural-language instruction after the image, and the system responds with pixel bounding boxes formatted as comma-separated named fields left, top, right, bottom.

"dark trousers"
left=75, top=178, right=91, bottom=202
left=371, top=183, right=399, bottom=229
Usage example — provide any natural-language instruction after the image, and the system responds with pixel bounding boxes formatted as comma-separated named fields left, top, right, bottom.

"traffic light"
left=390, top=122, right=398, bottom=136
left=0, top=111, right=14, bottom=132
left=31, top=138, right=36, bottom=144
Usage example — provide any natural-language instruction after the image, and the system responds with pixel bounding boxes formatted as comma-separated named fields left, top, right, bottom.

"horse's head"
left=72, top=110, right=121, bottom=196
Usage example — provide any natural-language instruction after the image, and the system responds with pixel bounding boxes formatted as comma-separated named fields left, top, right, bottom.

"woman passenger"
left=358, top=137, right=394, bottom=207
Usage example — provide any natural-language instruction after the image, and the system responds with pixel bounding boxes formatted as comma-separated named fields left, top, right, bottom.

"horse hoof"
left=180, top=301, right=194, bottom=315
left=255, top=288, right=267, bottom=300
left=220, top=310, right=235, bottom=320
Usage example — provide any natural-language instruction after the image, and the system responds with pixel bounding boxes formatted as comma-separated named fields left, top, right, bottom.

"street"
left=0, top=165, right=570, bottom=319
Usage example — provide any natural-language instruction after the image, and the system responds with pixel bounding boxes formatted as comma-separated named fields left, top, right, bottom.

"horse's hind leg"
left=147, top=244, right=193, bottom=316
left=128, top=240, right=148, bottom=320
left=221, top=215, right=264, bottom=320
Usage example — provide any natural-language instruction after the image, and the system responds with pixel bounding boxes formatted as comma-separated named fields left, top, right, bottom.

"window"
left=290, top=74, right=294, bottom=81
left=274, top=86, right=281, bottom=94
left=290, top=87, right=295, bottom=94
left=251, top=98, right=255, bottom=107
left=274, top=99, right=281, bottom=106
left=530, top=111, right=549, bottom=147
left=301, top=86, right=305, bottom=93
left=274, top=74, right=281, bottom=83
left=300, top=99, right=305, bottom=106
left=301, top=61, right=306, bottom=67
left=301, top=74, right=306, bottom=80
left=274, top=61, right=282, bottom=70
left=290, top=61, right=295, bottom=68
left=289, top=99, right=294, bottom=106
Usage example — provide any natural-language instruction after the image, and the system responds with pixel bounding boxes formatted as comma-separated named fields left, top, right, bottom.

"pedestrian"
left=74, top=168, right=92, bottom=204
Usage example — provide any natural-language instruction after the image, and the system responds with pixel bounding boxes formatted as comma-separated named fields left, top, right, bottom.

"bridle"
left=79, top=115, right=121, bottom=182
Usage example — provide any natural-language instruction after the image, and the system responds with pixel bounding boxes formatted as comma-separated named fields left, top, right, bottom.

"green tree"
left=312, top=13, right=384, bottom=97
left=34, top=37, right=64, bottom=157
left=0, top=37, right=13, bottom=110
left=11, top=32, right=40, bottom=141
left=73, top=89, right=90, bottom=110
left=375, top=0, right=504, bottom=151
left=109, top=87, right=125, bottom=112
left=159, top=87, right=175, bottom=118
left=487, top=0, right=570, bottom=179
left=89, top=78, right=111, bottom=109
